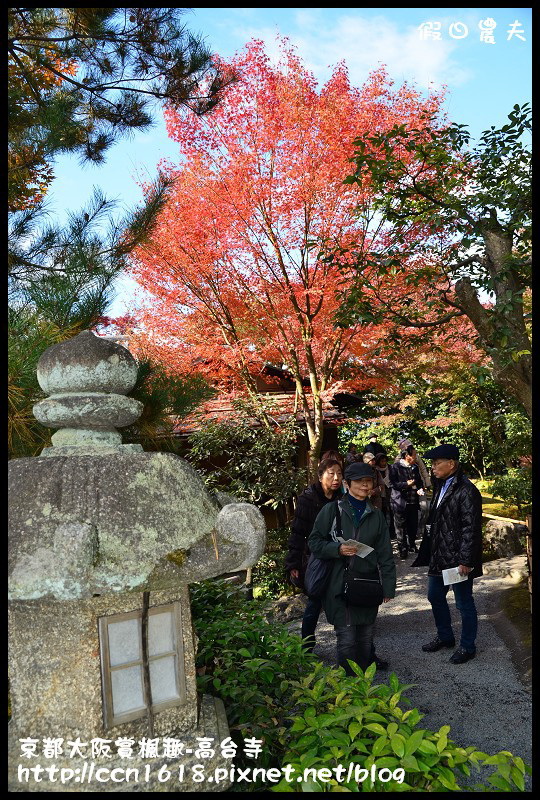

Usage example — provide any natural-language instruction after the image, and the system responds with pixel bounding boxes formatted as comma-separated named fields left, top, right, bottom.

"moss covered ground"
left=501, top=578, right=532, bottom=648
left=471, top=479, right=522, bottom=520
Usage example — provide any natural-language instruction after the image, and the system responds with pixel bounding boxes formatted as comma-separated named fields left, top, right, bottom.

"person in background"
left=308, top=462, right=396, bottom=676
left=390, top=445, right=424, bottom=558
left=362, top=451, right=384, bottom=511
left=412, top=444, right=483, bottom=664
left=321, top=450, right=347, bottom=494
left=374, top=452, right=395, bottom=539
left=364, top=433, right=387, bottom=458
left=345, top=443, right=360, bottom=466
left=397, top=438, right=432, bottom=490
left=397, top=438, right=432, bottom=540
left=320, top=450, right=345, bottom=471
left=285, top=458, right=344, bottom=651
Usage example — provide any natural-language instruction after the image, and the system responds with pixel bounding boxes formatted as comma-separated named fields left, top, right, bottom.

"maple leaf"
left=129, top=38, right=447, bottom=473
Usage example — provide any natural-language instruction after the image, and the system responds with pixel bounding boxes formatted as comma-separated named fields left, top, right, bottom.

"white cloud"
left=232, top=11, right=472, bottom=91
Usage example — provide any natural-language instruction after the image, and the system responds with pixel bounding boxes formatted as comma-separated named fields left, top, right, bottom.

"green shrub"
left=251, top=526, right=293, bottom=600
left=252, top=553, right=293, bottom=599
left=190, top=580, right=530, bottom=792
left=490, top=469, right=532, bottom=517
left=265, top=526, right=291, bottom=553
left=190, top=579, right=318, bottom=770
left=273, top=662, right=530, bottom=792
left=186, top=398, right=307, bottom=510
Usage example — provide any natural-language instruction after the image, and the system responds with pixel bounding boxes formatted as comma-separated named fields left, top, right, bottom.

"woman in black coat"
left=285, top=458, right=343, bottom=650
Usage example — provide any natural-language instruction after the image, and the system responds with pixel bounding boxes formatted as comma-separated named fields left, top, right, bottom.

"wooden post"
left=245, top=566, right=253, bottom=600
left=526, top=515, right=532, bottom=614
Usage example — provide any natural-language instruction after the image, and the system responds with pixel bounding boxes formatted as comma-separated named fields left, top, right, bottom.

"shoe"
left=449, top=647, right=476, bottom=664
left=374, top=656, right=389, bottom=671
left=399, top=548, right=408, bottom=559
left=411, top=545, right=419, bottom=553
left=422, top=636, right=456, bottom=652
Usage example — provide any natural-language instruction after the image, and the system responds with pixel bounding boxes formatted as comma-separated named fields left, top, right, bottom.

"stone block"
left=484, top=520, right=526, bottom=558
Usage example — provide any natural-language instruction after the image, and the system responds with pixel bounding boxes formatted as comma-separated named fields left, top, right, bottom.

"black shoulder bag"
left=304, top=502, right=342, bottom=599
left=343, top=519, right=384, bottom=607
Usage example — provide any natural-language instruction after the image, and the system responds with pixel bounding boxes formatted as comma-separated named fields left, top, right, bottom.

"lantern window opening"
left=98, top=602, right=186, bottom=729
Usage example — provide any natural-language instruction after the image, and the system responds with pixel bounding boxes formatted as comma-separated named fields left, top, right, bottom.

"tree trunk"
left=276, top=503, right=287, bottom=528
left=307, top=387, right=325, bottom=482
left=454, top=276, right=532, bottom=420
left=294, top=376, right=325, bottom=482
left=474, top=464, right=485, bottom=482
left=308, top=448, right=320, bottom=483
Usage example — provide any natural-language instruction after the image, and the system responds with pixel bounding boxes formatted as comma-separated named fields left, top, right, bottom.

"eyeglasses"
left=431, top=459, right=452, bottom=467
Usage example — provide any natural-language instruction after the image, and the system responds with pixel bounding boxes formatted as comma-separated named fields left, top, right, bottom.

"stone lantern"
left=8, top=331, right=266, bottom=792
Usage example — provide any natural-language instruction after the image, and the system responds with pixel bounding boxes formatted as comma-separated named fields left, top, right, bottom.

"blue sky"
left=46, top=8, right=532, bottom=316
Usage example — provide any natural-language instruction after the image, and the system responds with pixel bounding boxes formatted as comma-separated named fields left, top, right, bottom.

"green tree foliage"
left=122, top=358, right=216, bottom=450
left=8, top=310, right=73, bottom=458
left=339, top=419, right=403, bottom=460
left=338, top=367, right=530, bottom=479
left=8, top=8, right=229, bottom=457
left=8, top=184, right=176, bottom=458
left=340, top=105, right=532, bottom=419
left=186, top=398, right=307, bottom=512
left=490, top=469, right=532, bottom=517
left=8, top=7, right=233, bottom=210
left=8, top=309, right=215, bottom=460
left=9, top=184, right=170, bottom=295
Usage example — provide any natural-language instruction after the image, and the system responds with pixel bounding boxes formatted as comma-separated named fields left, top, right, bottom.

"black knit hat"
left=424, top=444, right=459, bottom=460
left=344, top=462, right=375, bottom=481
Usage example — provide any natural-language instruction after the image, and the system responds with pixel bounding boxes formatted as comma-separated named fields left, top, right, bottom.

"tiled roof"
left=173, top=392, right=348, bottom=435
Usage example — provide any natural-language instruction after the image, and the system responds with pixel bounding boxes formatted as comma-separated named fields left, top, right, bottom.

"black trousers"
left=381, top=497, right=395, bottom=539
left=335, top=623, right=375, bottom=675
left=301, top=597, right=378, bottom=662
left=394, top=503, right=418, bottom=550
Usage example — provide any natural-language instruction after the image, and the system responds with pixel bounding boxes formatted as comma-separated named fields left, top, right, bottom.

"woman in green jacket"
left=308, top=461, right=396, bottom=675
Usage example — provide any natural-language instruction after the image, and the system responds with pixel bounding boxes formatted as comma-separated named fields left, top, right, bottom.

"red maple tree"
left=129, top=39, right=447, bottom=473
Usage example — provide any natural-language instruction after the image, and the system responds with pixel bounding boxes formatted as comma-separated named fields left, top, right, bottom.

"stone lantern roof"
left=9, top=330, right=266, bottom=601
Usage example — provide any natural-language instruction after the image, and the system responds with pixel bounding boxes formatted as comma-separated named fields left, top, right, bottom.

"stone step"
left=482, top=512, right=527, bottom=525
left=482, top=555, right=528, bottom=582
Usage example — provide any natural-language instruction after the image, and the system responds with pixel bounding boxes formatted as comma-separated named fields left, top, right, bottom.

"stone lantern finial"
left=33, top=329, right=144, bottom=456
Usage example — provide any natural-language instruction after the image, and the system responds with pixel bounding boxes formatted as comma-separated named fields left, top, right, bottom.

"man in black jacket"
left=412, top=444, right=483, bottom=664
left=364, top=434, right=386, bottom=458
left=389, top=445, right=424, bottom=558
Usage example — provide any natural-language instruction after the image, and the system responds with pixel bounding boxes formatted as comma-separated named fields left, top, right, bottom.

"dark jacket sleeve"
left=284, top=489, right=317, bottom=572
left=389, top=463, right=410, bottom=492
left=412, top=465, right=424, bottom=491
left=457, top=482, right=483, bottom=567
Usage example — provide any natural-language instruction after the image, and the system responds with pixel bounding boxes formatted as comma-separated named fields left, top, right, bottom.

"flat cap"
left=424, top=444, right=459, bottom=461
left=345, top=462, right=375, bottom=481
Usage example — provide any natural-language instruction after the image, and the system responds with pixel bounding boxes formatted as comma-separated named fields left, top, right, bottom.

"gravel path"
left=286, top=548, right=532, bottom=788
